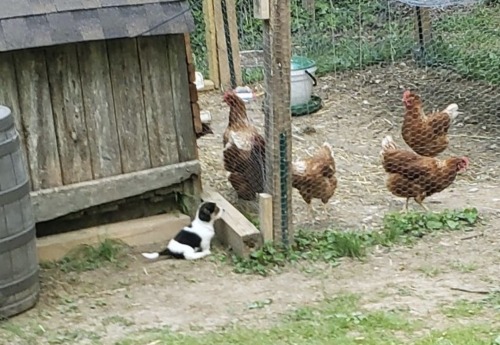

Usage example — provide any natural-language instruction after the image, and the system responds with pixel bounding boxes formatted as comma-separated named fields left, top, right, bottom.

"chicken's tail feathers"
left=381, top=135, right=397, bottom=152
left=321, top=142, right=335, bottom=159
left=141, top=252, right=160, bottom=260
left=443, top=103, right=460, bottom=121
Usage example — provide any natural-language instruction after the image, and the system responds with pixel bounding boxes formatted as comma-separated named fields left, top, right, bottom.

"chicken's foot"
left=399, top=198, right=410, bottom=213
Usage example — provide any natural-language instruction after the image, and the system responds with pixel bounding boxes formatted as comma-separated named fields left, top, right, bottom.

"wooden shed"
left=0, top=0, right=204, bottom=239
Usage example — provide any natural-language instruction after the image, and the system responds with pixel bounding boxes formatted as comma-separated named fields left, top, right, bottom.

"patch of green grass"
left=450, top=260, right=478, bottom=273
left=415, top=325, right=498, bottom=345
left=418, top=266, right=442, bottom=278
left=432, top=6, right=500, bottom=85
left=228, top=208, right=479, bottom=276
left=116, top=292, right=499, bottom=345
left=441, top=299, right=485, bottom=318
left=116, top=293, right=415, bottom=345
left=40, top=238, right=129, bottom=273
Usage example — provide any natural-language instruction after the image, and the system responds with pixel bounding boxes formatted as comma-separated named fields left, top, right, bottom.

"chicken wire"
left=192, top=0, right=500, bottom=235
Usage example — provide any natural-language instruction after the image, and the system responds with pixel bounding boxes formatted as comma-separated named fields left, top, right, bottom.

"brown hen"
left=292, top=143, right=337, bottom=221
left=401, top=90, right=460, bottom=157
left=380, top=135, right=469, bottom=212
left=222, top=91, right=266, bottom=201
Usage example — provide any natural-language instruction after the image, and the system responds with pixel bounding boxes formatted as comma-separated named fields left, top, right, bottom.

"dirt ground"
left=1, top=62, right=500, bottom=344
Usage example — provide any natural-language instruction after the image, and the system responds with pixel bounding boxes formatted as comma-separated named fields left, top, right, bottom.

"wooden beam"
left=199, top=79, right=215, bottom=92
left=262, top=0, right=293, bottom=245
left=258, top=193, right=273, bottom=242
left=31, top=160, right=201, bottom=223
left=414, top=7, right=432, bottom=49
left=213, top=0, right=231, bottom=89
left=253, top=0, right=269, bottom=20
left=201, top=189, right=262, bottom=258
left=226, top=0, right=243, bottom=86
left=203, top=0, right=220, bottom=88
left=37, top=213, right=191, bottom=262
left=184, top=33, right=202, bottom=134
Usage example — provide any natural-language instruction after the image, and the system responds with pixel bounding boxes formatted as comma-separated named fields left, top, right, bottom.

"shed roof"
left=0, top=0, right=195, bottom=52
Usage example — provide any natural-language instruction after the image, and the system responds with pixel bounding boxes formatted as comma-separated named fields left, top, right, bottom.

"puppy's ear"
left=198, top=202, right=213, bottom=222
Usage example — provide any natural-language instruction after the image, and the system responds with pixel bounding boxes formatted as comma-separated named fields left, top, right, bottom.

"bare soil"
left=1, top=62, right=499, bottom=344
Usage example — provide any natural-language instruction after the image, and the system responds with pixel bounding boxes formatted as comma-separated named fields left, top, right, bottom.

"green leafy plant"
left=40, top=239, right=129, bottom=273
left=229, top=208, right=479, bottom=276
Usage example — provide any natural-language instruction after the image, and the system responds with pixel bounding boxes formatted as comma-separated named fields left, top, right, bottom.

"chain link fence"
left=193, top=0, right=500, bottom=234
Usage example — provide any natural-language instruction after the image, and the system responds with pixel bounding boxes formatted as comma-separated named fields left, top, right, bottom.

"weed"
left=41, top=239, right=129, bottom=273
left=228, top=208, right=479, bottom=276
left=418, top=266, right=442, bottom=278
left=441, top=299, right=485, bottom=318
left=450, top=260, right=478, bottom=273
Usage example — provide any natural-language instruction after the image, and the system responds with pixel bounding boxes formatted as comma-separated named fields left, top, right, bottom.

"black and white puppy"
left=141, top=201, right=224, bottom=261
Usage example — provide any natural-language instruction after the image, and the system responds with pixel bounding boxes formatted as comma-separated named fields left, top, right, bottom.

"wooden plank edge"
left=258, top=193, right=273, bottom=242
left=37, top=213, right=191, bottom=262
left=199, top=79, right=215, bottom=92
left=201, top=189, right=262, bottom=258
left=31, top=160, right=201, bottom=223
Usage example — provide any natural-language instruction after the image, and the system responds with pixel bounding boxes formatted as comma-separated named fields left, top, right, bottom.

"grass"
left=189, top=0, right=500, bottom=88
left=40, top=238, right=129, bottom=273
left=229, top=208, right=479, bottom=276
left=432, top=5, right=500, bottom=85
left=113, top=292, right=500, bottom=345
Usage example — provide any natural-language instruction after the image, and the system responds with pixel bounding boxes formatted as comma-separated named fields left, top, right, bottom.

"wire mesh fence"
left=193, top=0, right=500, bottom=236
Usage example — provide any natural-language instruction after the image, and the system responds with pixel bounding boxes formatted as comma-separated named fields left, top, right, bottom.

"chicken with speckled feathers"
left=222, top=90, right=266, bottom=201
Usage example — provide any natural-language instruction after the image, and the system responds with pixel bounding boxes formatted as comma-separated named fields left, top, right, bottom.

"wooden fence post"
left=261, top=0, right=293, bottom=246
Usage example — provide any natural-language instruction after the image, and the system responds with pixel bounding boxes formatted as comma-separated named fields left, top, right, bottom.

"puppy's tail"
left=141, top=248, right=171, bottom=260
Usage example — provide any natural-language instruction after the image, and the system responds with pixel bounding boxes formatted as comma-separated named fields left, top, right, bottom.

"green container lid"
left=291, top=56, right=316, bottom=71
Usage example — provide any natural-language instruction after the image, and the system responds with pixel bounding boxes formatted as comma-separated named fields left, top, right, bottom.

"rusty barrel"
left=0, top=105, right=39, bottom=318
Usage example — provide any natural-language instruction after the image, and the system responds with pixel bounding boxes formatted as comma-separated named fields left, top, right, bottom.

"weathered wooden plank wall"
left=77, top=41, right=123, bottom=179
left=46, top=45, right=93, bottom=185
left=137, top=36, right=180, bottom=167
left=0, top=34, right=196, bottom=196
left=15, top=50, right=63, bottom=190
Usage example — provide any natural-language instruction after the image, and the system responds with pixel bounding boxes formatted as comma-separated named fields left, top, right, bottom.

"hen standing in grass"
left=222, top=90, right=266, bottom=201
left=380, top=135, right=469, bottom=212
left=292, top=143, right=337, bottom=222
left=401, top=90, right=460, bottom=157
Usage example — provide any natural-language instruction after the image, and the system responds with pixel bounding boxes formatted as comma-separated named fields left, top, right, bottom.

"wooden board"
left=226, top=0, right=243, bottom=86
left=414, top=7, right=432, bottom=48
left=167, top=35, right=197, bottom=163
left=137, top=36, right=180, bottom=167
left=258, top=193, right=273, bottom=242
left=263, top=0, right=293, bottom=244
left=107, top=39, right=151, bottom=173
left=213, top=0, right=231, bottom=89
left=184, top=34, right=202, bottom=134
left=31, top=160, right=201, bottom=223
left=77, top=41, right=122, bottom=180
left=0, top=53, right=28, bottom=163
left=201, top=189, right=262, bottom=257
left=46, top=45, right=93, bottom=185
left=203, top=0, right=220, bottom=88
left=37, top=213, right=191, bottom=262
left=14, top=50, right=62, bottom=190
left=253, top=0, right=270, bottom=19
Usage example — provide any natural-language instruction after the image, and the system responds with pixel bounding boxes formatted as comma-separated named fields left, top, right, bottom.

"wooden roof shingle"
left=0, top=0, right=195, bottom=52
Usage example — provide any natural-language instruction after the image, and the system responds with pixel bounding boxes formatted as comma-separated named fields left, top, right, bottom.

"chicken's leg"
left=415, top=196, right=430, bottom=212
left=416, top=200, right=430, bottom=212
left=399, top=198, right=410, bottom=213
left=307, top=203, right=314, bottom=223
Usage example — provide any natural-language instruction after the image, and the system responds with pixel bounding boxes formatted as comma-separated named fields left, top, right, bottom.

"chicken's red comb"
left=402, top=90, right=412, bottom=99
left=462, top=156, right=470, bottom=166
